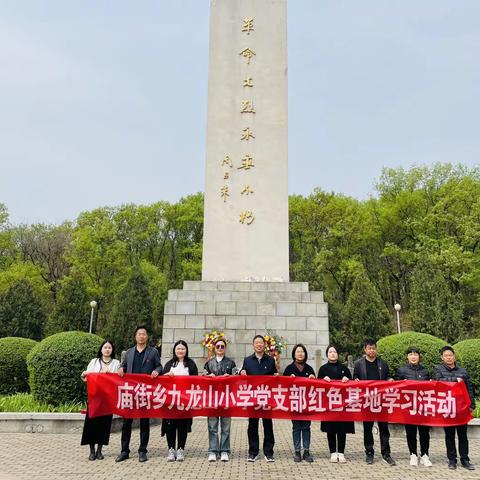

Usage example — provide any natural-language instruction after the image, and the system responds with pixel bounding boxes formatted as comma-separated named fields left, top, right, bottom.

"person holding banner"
left=81, top=339, right=120, bottom=461
left=318, top=344, right=354, bottom=464
left=283, top=344, right=316, bottom=463
left=353, top=338, right=396, bottom=466
left=434, top=346, right=476, bottom=471
left=203, top=337, right=237, bottom=462
left=162, top=340, right=198, bottom=462
left=115, top=326, right=163, bottom=463
left=240, top=334, right=278, bottom=463
left=395, top=347, right=432, bottom=467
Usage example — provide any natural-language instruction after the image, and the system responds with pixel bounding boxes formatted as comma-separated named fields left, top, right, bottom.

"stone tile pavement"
left=0, top=419, right=478, bottom=480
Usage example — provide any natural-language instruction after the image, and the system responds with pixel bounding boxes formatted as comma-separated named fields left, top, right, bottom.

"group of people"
left=80, top=327, right=476, bottom=470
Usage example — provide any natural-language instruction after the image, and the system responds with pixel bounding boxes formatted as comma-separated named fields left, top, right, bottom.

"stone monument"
left=161, top=0, right=329, bottom=371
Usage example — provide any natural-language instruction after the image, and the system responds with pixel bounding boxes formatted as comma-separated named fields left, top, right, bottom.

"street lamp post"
left=394, top=303, right=401, bottom=333
left=89, top=300, right=98, bottom=334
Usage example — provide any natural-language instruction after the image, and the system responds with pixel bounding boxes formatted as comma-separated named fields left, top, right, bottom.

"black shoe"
left=294, top=451, right=302, bottom=462
left=95, top=445, right=104, bottom=460
left=448, top=461, right=457, bottom=470
left=138, top=452, right=148, bottom=462
left=247, top=454, right=258, bottom=462
left=366, top=454, right=374, bottom=464
left=88, top=452, right=96, bottom=461
left=303, top=450, right=314, bottom=463
left=115, top=452, right=129, bottom=463
left=382, top=455, right=396, bottom=466
left=461, top=460, right=475, bottom=471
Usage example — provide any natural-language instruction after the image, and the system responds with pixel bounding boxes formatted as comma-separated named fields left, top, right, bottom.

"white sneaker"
left=220, top=452, right=229, bottom=462
left=176, top=448, right=185, bottom=462
left=208, top=453, right=217, bottom=462
left=420, top=454, right=432, bottom=467
left=410, top=453, right=418, bottom=466
left=338, top=453, right=347, bottom=463
left=265, top=455, right=275, bottom=462
left=167, top=448, right=175, bottom=462
left=330, top=453, right=338, bottom=463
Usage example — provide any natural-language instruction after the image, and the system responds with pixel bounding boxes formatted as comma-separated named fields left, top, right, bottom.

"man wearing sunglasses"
left=203, top=338, right=237, bottom=462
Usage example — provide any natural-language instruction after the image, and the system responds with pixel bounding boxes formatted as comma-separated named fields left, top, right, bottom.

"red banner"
left=87, top=374, right=473, bottom=426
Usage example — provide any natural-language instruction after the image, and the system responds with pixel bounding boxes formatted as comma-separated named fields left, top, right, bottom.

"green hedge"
left=0, top=337, right=37, bottom=395
left=454, top=339, right=480, bottom=394
left=377, top=332, right=446, bottom=376
left=27, top=331, right=103, bottom=406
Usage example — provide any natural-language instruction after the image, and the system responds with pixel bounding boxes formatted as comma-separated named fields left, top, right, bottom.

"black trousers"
left=166, top=419, right=189, bottom=449
left=248, top=418, right=274, bottom=457
left=444, top=425, right=469, bottom=462
left=327, top=432, right=346, bottom=454
left=121, top=418, right=150, bottom=454
left=405, top=424, right=430, bottom=456
left=363, top=421, right=390, bottom=456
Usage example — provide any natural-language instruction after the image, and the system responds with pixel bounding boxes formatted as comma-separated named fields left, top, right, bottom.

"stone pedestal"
left=161, top=281, right=329, bottom=372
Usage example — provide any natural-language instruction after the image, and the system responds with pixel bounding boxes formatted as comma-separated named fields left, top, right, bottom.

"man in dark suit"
left=240, top=335, right=278, bottom=463
left=115, top=325, right=163, bottom=463
left=353, top=338, right=395, bottom=466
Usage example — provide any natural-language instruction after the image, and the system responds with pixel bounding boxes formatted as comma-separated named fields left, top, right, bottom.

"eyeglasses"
left=215, top=344, right=225, bottom=350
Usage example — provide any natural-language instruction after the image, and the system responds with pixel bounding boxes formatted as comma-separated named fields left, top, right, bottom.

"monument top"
left=202, top=0, right=289, bottom=282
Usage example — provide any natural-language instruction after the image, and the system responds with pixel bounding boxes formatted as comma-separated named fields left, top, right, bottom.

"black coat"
left=395, top=363, right=430, bottom=381
left=204, top=356, right=236, bottom=376
left=318, top=362, right=355, bottom=434
left=353, top=357, right=391, bottom=381
left=283, top=362, right=316, bottom=378
left=121, top=345, right=163, bottom=375
left=433, top=363, right=475, bottom=409
left=161, top=357, right=198, bottom=436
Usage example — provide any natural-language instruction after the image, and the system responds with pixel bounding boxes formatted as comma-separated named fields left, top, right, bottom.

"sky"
left=1, top=0, right=479, bottom=225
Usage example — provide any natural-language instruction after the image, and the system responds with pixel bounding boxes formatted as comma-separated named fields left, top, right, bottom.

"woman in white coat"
left=81, top=340, right=120, bottom=460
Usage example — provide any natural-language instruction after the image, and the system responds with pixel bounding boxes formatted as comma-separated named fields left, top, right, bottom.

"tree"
left=0, top=279, right=46, bottom=340
left=102, top=267, right=153, bottom=352
left=410, top=260, right=465, bottom=343
left=343, top=272, right=394, bottom=354
left=45, top=275, right=91, bottom=335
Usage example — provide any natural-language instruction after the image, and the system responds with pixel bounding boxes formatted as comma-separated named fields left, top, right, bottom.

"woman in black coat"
left=395, top=347, right=432, bottom=467
left=283, top=344, right=316, bottom=463
left=161, top=340, right=198, bottom=462
left=318, top=344, right=354, bottom=464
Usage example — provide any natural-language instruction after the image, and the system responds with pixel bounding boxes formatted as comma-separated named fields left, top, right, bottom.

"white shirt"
left=170, top=361, right=189, bottom=376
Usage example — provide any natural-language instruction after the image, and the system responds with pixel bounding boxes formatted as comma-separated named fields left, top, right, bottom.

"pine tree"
left=410, top=261, right=465, bottom=343
left=343, top=272, right=394, bottom=354
left=103, top=267, right=153, bottom=352
left=0, top=279, right=46, bottom=340
left=45, top=275, right=91, bottom=335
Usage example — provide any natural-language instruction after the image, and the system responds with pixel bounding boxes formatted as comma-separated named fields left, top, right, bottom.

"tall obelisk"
left=202, top=0, right=289, bottom=282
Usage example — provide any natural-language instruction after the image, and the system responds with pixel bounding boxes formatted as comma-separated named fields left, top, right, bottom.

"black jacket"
left=396, top=363, right=430, bottom=381
left=318, top=361, right=352, bottom=381
left=241, top=353, right=276, bottom=376
left=353, top=356, right=391, bottom=381
left=121, top=345, right=163, bottom=375
left=204, top=356, right=237, bottom=376
left=283, top=362, right=316, bottom=378
left=433, top=363, right=475, bottom=409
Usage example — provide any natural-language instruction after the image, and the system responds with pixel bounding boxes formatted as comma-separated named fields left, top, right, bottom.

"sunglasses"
left=215, top=344, right=225, bottom=350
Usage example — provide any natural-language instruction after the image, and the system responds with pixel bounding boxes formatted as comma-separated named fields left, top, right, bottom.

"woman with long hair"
left=161, top=340, right=198, bottom=462
left=80, top=339, right=120, bottom=460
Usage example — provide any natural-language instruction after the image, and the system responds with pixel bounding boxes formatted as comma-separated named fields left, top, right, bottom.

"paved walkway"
left=0, top=419, right=478, bottom=480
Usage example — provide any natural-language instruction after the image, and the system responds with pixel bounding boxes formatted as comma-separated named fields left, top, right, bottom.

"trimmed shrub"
left=27, top=331, right=103, bottom=406
left=0, top=337, right=37, bottom=395
left=454, top=339, right=480, bottom=393
left=377, top=332, right=446, bottom=376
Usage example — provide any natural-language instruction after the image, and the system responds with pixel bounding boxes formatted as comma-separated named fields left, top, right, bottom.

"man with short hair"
left=434, top=346, right=476, bottom=471
left=240, top=335, right=278, bottom=463
left=204, top=338, right=237, bottom=462
left=353, top=338, right=396, bottom=466
left=115, top=326, right=163, bottom=463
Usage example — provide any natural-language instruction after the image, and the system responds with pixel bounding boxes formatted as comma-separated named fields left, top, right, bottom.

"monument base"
left=161, top=281, right=329, bottom=372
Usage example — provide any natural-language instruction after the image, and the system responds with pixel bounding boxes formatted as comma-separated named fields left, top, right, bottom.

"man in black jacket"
left=434, top=346, right=475, bottom=471
left=115, top=326, right=163, bottom=463
left=353, top=338, right=396, bottom=466
left=240, top=335, right=277, bottom=463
